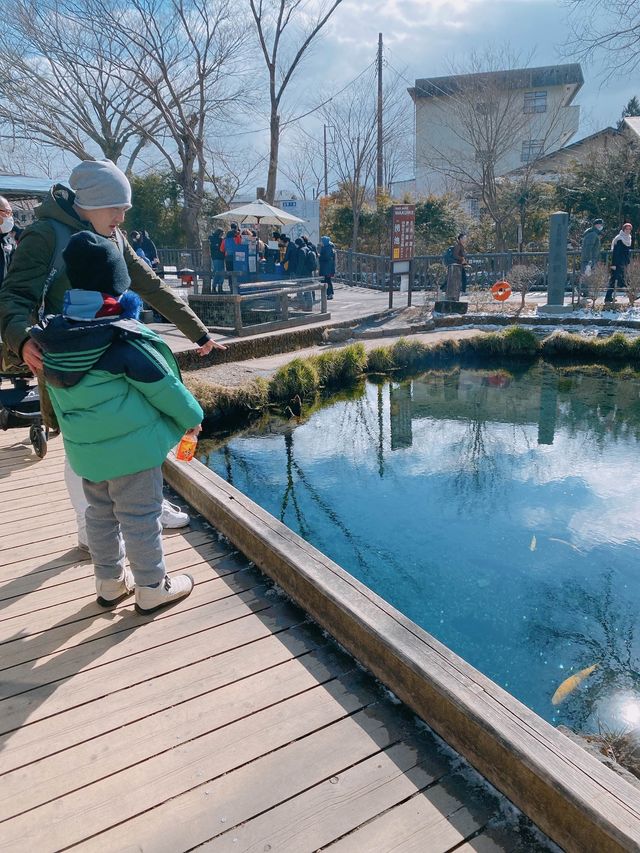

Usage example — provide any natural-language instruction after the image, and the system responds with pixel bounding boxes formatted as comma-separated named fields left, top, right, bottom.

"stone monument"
left=539, top=211, right=572, bottom=315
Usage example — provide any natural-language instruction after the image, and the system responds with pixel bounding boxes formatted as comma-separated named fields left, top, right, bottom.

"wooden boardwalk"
left=0, top=426, right=553, bottom=852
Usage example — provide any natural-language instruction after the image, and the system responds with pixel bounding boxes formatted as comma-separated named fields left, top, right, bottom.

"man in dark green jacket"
left=0, top=159, right=224, bottom=541
left=581, top=218, right=604, bottom=273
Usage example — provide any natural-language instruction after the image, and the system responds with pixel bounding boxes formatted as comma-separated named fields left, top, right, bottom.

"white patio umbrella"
left=212, top=198, right=305, bottom=228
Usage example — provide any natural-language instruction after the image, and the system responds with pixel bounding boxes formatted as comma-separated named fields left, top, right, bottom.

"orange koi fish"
left=551, top=664, right=598, bottom=706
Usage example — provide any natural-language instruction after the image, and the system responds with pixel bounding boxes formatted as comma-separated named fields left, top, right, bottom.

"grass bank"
left=185, top=327, right=640, bottom=427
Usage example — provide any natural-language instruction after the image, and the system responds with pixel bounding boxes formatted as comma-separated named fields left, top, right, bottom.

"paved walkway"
left=154, top=283, right=392, bottom=354
left=0, top=424, right=554, bottom=851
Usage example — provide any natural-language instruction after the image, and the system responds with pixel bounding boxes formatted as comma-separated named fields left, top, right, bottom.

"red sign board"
left=391, top=204, right=415, bottom=261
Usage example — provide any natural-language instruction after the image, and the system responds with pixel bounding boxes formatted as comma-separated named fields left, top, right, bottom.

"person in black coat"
left=318, top=235, right=336, bottom=299
left=605, top=223, right=633, bottom=304
left=294, top=238, right=309, bottom=277
left=281, top=236, right=298, bottom=278
left=208, top=227, right=225, bottom=293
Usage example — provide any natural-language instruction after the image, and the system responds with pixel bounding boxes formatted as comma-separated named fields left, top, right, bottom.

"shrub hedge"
left=187, top=328, right=640, bottom=426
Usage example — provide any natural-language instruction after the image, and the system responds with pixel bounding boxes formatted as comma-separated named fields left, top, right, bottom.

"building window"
left=521, top=139, right=544, bottom=163
left=524, top=91, right=547, bottom=113
left=465, top=197, right=481, bottom=217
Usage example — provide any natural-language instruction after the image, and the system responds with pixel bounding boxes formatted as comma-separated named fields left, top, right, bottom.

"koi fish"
left=530, top=535, right=537, bottom=552
left=551, top=664, right=598, bottom=706
left=549, top=537, right=584, bottom=554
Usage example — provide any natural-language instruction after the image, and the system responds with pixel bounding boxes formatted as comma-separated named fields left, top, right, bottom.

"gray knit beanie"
left=69, top=160, right=132, bottom=210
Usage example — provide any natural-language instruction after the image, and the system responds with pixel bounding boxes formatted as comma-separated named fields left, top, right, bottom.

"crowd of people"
left=208, top=224, right=336, bottom=298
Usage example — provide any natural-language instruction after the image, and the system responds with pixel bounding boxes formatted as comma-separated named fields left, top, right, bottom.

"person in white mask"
left=0, top=196, right=15, bottom=286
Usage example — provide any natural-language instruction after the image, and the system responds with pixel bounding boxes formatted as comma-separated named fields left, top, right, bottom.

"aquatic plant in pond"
left=200, top=363, right=640, bottom=736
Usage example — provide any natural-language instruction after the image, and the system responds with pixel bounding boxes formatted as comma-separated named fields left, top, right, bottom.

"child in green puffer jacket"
left=30, top=231, right=203, bottom=614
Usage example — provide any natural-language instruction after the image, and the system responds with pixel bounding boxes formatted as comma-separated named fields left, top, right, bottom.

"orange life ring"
left=491, top=280, right=512, bottom=301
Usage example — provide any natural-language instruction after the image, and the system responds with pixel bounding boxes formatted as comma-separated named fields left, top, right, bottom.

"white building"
left=407, top=63, right=583, bottom=198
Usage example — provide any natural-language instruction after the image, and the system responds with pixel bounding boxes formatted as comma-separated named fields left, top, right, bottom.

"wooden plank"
left=0, top=526, right=221, bottom=581
left=0, top=552, right=226, bottom=632
left=0, top=548, right=90, bottom=585
left=0, top=455, right=64, bottom=477
left=39, top=689, right=390, bottom=853
left=0, top=518, right=78, bottom=551
left=0, top=540, right=238, bottom=620
left=0, top=529, right=88, bottom=563
left=454, top=831, right=514, bottom=853
left=0, top=484, right=69, bottom=514
left=0, top=471, right=69, bottom=497
left=0, top=597, right=285, bottom=736
left=324, top=775, right=498, bottom=853
left=0, top=444, right=65, bottom=465
left=0, top=458, right=65, bottom=481
left=0, top=540, right=240, bottom=607
left=0, top=640, right=346, bottom=822
left=0, top=603, right=305, bottom=774
left=0, top=675, right=380, bottom=851
left=199, top=741, right=451, bottom=853
left=0, top=565, right=259, bottom=669
left=0, top=585, right=271, bottom=704
left=0, top=506, right=75, bottom=533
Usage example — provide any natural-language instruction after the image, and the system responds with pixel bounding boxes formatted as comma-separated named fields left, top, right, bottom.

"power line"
left=219, top=58, right=378, bottom=139
left=384, top=48, right=475, bottom=111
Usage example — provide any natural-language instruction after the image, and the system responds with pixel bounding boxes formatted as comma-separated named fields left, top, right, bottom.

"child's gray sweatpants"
left=83, top=466, right=165, bottom=588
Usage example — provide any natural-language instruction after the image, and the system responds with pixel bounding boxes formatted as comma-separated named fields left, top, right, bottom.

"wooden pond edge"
left=163, top=453, right=640, bottom=853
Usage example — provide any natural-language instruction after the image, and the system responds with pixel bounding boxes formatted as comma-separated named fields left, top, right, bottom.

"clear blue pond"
left=200, top=363, right=640, bottom=733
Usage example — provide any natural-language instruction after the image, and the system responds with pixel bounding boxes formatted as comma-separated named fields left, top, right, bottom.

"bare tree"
left=566, top=0, right=640, bottom=77
left=322, top=67, right=412, bottom=250
left=0, top=0, right=159, bottom=170
left=248, top=0, right=344, bottom=203
left=581, top=264, right=609, bottom=309
left=205, top=145, right=265, bottom=208
left=509, top=264, right=543, bottom=315
left=321, top=71, right=377, bottom=251
left=625, top=259, right=640, bottom=307
left=383, top=125, right=413, bottom=192
left=0, top=137, right=72, bottom=179
left=279, top=130, right=325, bottom=199
left=76, top=0, right=248, bottom=246
left=417, top=49, right=578, bottom=248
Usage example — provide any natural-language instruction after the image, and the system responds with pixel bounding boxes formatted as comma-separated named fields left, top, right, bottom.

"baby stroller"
left=0, top=372, right=49, bottom=458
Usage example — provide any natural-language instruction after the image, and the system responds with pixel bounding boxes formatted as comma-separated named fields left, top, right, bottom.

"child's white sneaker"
left=96, top=568, right=135, bottom=607
left=160, top=500, right=190, bottom=529
left=135, top=574, right=194, bottom=615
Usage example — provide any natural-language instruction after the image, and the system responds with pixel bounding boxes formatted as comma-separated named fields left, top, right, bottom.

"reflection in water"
left=538, top=365, right=558, bottom=446
left=201, top=363, right=640, bottom=731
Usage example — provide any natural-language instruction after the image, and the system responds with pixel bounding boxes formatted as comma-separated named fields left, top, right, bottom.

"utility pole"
left=376, top=32, right=383, bottom=206
left=323, top=124, right=328, bottom=196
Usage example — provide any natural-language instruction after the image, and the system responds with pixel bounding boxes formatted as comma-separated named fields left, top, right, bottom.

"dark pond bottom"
left=199, top=362, right=640, bottom=734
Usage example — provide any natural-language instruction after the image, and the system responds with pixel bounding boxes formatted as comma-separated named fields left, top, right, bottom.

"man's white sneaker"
left=96, top=568, right=135, bottom=607
left=135, top=573, right=194, bottom=615
left=160, top=500, right=190, bottom=529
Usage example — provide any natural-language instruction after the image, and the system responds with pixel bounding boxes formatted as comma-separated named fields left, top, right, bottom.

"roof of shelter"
left=409, top=63, right=584, bottom=100
left=0, top=174, right=64, bottom=198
